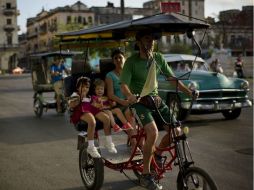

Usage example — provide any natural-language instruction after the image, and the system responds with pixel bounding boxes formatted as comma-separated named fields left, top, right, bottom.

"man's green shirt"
left=120, top=52, right=174, bottom=95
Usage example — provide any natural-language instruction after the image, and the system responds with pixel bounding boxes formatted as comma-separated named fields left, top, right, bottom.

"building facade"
left=0, top=0, right=20, bottom=73
left=25, top=1, right=94, bottom=55
left=143, top=0, right=205, bottom=52
left=215, top=6, right=253, bottom=56
left=91, top=1, right=155, bottom=25
left=143, top=0, right=205, bottom=19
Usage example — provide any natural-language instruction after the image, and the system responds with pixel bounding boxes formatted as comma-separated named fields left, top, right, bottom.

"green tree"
left=170, top=43, right=192, bottom=54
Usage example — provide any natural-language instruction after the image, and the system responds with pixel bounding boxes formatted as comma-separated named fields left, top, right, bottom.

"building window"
left=6, top=3, right=11, bottom=9
left=7, top=19, right=12, bottom=25
left=88, top=16, right=93, bottom=24
left=182, top=9, right=185, bottom=14
left=7, top=34, right=12, bottom=45
left=83, top=18, right=87, bottom=25
left=182, top=0, right=185, bottom=6
left=230, top=35, right=235, bottom=44
left=67, top=16, right=71, bottom=24
left=78, top=16, right=82, bottom=24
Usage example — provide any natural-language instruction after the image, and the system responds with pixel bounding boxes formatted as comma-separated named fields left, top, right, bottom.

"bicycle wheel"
left=177, top=167, right=218, bottom=190
left=60, top=97, right=67, bottom=113
left=33, top=98, right=43, bottom=117
left=79, top=144, right=104, bottom=190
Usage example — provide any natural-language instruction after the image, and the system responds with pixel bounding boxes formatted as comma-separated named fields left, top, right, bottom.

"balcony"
left=3, top=8, right=20, bottom=16
left=3, top=24, right=17, bottom=32
left=27, top=32, right=38, bottom=39
left=0, top=44, right=19, bottom=51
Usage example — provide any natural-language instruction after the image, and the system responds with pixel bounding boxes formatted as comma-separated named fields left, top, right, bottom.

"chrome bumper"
left=182, top=99, right=252, bottom=111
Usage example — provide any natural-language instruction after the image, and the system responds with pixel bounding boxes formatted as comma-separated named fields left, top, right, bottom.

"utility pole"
left=188, top=0, right=192, bottom=20
left=120, top=0, right=125, bottom=20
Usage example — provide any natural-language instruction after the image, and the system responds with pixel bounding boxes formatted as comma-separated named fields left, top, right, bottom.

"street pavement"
left=0, top=74, right=253, bottom=190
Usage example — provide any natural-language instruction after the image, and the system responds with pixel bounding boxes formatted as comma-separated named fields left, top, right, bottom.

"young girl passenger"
left=91, top=79, right=133, bottom=133
left=68, top=77, right=117, bottom=158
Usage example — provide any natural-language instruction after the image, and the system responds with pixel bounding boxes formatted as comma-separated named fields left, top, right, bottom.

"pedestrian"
left=210, top=58, right=223, bottom=73
left=234, top=55, right=244, bottom=78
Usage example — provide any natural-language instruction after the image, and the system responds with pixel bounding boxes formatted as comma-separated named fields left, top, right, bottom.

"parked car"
left=158, top=54, right=252, bottom=120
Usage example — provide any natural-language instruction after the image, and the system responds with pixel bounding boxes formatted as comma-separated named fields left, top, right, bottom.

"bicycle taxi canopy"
left=56, top=12, right=210, bottom=96
left=30, top=50, right=83, bottom=93
left=56, top=12, right=209, bottom=45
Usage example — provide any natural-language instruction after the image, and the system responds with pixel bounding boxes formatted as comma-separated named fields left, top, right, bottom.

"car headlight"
left=188, top=82, right=198, bottom=91
left=241, top=81, right=249, bottom=91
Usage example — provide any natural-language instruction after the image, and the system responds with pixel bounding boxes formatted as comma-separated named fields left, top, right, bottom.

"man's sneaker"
left=140, top=174, right=163, bottom=190
left=87, top=146, right=101, bottom=158
left=105, top=142, right=117, bottom=153
left=113, top=124, right=122, bottom=133
left=122, top=122, right=133, bottom=130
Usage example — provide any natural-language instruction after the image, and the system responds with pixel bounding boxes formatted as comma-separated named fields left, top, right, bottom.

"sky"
left=17, top=0, right=253, bottom=34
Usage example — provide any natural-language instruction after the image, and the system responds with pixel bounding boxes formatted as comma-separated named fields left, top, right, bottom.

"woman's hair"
left=76, top=76, right=90, bottom=89
left=93, top=79, right=105, bottom=87
left=111, top=49, right=124, bottom=59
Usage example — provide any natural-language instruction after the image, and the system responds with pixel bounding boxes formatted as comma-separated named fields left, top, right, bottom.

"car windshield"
left=169, top=61, right=208, bottom=72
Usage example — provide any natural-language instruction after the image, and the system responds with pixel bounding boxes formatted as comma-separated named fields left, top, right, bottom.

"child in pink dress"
left=91, top=79, right=133, bottom=133
left=68, top=77, right=117, bottom=158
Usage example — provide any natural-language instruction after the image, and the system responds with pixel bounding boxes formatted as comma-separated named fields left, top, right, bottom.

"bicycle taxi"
left=57, top=13, right=218, bottom=190
left=30, top=51, right=82, bottom=117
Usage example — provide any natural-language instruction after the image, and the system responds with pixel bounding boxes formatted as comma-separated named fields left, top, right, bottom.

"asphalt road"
left=0, top=74, right=253, bottom=190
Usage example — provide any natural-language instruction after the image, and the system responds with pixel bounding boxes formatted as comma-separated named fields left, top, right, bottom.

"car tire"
left=167, top=94, right=188, bottom=121
left=222, top=108, right=241, bottom=120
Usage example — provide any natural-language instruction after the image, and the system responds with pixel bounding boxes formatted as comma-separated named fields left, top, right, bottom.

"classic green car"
left=158, top=54, right=252, bottom=120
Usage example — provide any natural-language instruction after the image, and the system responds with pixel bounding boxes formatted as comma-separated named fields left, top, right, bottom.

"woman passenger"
left=105, top=49, right=141, bottom=154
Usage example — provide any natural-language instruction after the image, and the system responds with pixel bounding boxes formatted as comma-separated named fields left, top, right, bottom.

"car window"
left=168, top=61, right=208, bottom=72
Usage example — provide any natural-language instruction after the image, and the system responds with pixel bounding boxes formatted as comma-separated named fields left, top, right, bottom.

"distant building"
left=25, top=1, right=94, bottom=55
left=143, top=0, right=205, bottom=19
left=90, top=1, right=154, bottom=25
left=214, top=6, right=253, bottom=56
left=0, top=0, right=20, bottom=73
left=23, top=0, right=206, bottom=57
left=143, top=0, right=205, bottom=52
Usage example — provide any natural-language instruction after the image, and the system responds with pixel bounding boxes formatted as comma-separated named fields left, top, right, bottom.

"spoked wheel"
left=33, top=98, right=43, bottom=118
left=55, top=95, right=67, bottom=113
left=79, top=145, right=104, bottom=190
left=60, top=95, right=67, bottom=113
left=60, top=100, right=67, bottom=113
left=177, top=167, right=218, bottom=190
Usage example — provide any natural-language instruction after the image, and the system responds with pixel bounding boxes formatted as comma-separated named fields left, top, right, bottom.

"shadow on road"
left=61, top=179, right=138, bottom=190
left=0, top=114, right=76, bottom=145
left=185, top=116, right=226, bottom=128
